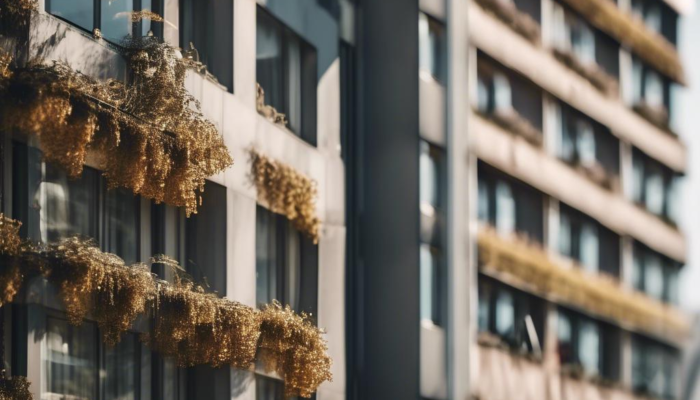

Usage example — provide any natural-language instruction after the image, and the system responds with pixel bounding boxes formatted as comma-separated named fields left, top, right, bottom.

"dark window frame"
left=256, top=6, right=319, bottom=146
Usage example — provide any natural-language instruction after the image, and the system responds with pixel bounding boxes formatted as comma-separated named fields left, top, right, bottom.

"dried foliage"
left=0, top=214, right=331, bottom=397
left=478, top=228, right=689, bottom=341
left=475, top=0, right=541, bottom=44
left=249, top=150, right=321, bottom=243
left=0, top=0, right=36, bottom=32
left=558, top=0, right=684, bottom=84
left=0, top=376, right=32, bottom=400
left=553, top=49, right=618, bottom=98
left=0, top=38, right=233, bottom=216
left=259, top=302, right=333, bottom=398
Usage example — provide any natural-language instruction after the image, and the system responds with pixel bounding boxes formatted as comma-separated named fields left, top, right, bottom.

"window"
left=478, top=163, right=544, bottom=243
left=256, top=207, right=318, bottom=316
left=256, top=7, right=318, bottom=145
left=631, top=148, right=680, bottom=223
left=255, top=375, right=314, bottom=400
left=558, top=203, right=620, bottom=277
left=419, top=12, right=446, bottom=83
left=13, top=142, right=141, bottom=263
left=631, top=57, right=673, bottom=127
left=419, top=141, right=445, bottom=326
left=180, top=0, right=234, bottom=91
left=550, top=2, right=595, bottom=65
left=47, top=0, right=163, bottom=41
left=632, top=336, right=679, bottom=399
left=185, top=182, right=227, bottom=295
left=555, top=103, right=619, bottom=180
left=43, top=317, right=150, bottom=400
left=557, top=309, right=619, bottom=380
left=633, top=242, right=681, bottom=304
left=478, top=276, right=545, bottom=354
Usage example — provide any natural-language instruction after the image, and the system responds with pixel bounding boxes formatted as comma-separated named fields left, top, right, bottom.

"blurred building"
left=346, top=0, right=691, bottom=400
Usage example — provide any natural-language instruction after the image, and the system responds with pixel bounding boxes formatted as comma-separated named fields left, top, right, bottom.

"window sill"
left=552, top=48, right=619, bottom=98
left=473, top=0, right=541, bottom=45
left=475, top=108, right=543, bottom=148
left=632, top=102, right=676, bottom=138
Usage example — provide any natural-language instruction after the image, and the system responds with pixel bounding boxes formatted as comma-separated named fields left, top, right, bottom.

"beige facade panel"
left=469, top=7, right=687, bottom=174
left=471, top=113, right=686, bottom=262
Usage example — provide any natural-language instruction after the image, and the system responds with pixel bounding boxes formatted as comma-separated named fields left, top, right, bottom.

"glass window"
left=645, top=5, right=662, bottom=33
left=185, top=182, right=227, bottom=295
left=576, top=121, right=596, bottom=167
left=44, top=318, right=98, bottom=400
left=420, top=244, right=441, bottom=325
left=256, top=8, right=318, bottom=144
left=559, top=214, right=572, bottom=258
left=101, top=0, right=135, bottom=42
left=579, top=223, right=599, bottom=273
left=477, top=77, right=490, bottom=113
left=644, top=69, right=664, bottom=109
left=103, top=333, right=140, bottom=400
left=495, top=290, right=515, bottom=338
left=495, top=181, right=515, bottom=236
left=632, top=153, right=645, bottom=203
left=578, top=319, right=601, bottom=375
left=645, top=170, right=664, bottom=216
left=256, top=207, right=316, bottom=314
left=478, top=281, right=492, bottom=332
left=645, top=254, right=664, bottom=300
left=571, top=21, right=595, bottom=65
left=105, top=188, right=140, bottom=264
left=478, top=179, right=490, bottom=223
left=47, top=0, right=94, bottom=31
left=40, top=166, right=100, bottom=244
left=419, top=13, right=445, bottom=83
left=493, top=73, right=512, bottom=113
left=632, top=337, right=678, bottom=399
left=420, top=141, right=440, bottom=209
left=557, top=312, right=573, bottom=364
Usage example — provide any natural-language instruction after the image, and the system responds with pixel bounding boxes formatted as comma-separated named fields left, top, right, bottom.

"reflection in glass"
left=101, top=0, right=135, bottom=42
left=47, top=0, right=94, bottom=31
left=44, top=318, right=98, bottom=400
left=256, top=13, right=285, bottom=118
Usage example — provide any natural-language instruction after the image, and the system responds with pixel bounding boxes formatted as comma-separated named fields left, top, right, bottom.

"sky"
left=678, top=9, right=700, bottom=312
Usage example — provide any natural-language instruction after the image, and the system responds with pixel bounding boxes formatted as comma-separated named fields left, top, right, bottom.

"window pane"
left=141, top=0, right=154, bottom=36
left=105, top=188, right=140, bottom=264
left=644, top=69, right=664, bottom=108
left=285, top=221, right=302, bottom=311
left=478, top=281, right=491, bottom=332
left=47, top=0, right=94, bottom=31
left=572, top=22, right=595, bottom=65
left=495, top=290, right=514, bottom=337
left=557, top=312, right=573, bottom=364
left=256, top=375, right=284, bottom=400
left=578, top=320, right=600, bottom=375
left=256, top=207, right=278, bottom=307
left=420, top=244, right=437, bottom=324
left=632, top=153, right=644, bottom=203
left=44, top=318, right=98, bottom=400
left=104, top=333, right=139, bottom=400
left=287, top=35, right=303, bottom=134
left=493, top=73, right=512, bottom=112
left=579, top=223, right=599, bottom=272
left=646, top=254, right=664, bottom=300
left=418, top=13, right=444, bottom=82
left=41, top=166, right=99, bottom=244
left=632, top=250, right=644, bottom=291
left=645, top=170, right=664, bottom=215
left=185, top=182, right=227, bottom=294
left=477, top=77, right=490, bottom=113
left=420, top=141, right=440, bottom=208
left=559, top=214, right=572, bottom=258
left=101, top=0, right=135, bottom=42
left=478, top=179, right=490, bottom=223
left=576, top=121, right=596, bottom=167
left=256, top=13, right=285, bottom=114
left=495, top=181, right=515, bottom=236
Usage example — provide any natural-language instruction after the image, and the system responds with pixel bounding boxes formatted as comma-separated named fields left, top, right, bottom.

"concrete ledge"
left=469, top=6, right=686, bottom=174
left=471, top=113, right=685, bottom=262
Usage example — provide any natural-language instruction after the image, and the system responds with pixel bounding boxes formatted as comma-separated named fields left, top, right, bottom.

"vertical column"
left=447, top=0, right=471, bottom=398
left=356, top=0, right=421, bottom=398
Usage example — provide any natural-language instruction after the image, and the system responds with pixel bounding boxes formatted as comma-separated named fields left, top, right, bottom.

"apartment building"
left=346, top=0, right=690, bottom=399
left=0, top=0, right=346, bottom=399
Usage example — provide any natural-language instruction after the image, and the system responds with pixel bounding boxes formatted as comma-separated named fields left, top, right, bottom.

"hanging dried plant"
left=0, top=215, right=332, bottom=397
left=478, top=227, right=689, bottom=340
left=0, top=0, right=36, bottom=33
left=147, top=277, right=262, bottom=369
left=0, top=37, right=233, bottom=216
left=249, top=150, right=321, bottom=243
left=0, top=376, right=32, bottom=400
left=258, top=302, right=333, bottom=398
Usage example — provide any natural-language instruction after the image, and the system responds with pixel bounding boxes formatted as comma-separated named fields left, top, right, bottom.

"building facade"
left=0, top=0, right=692, bottom=399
